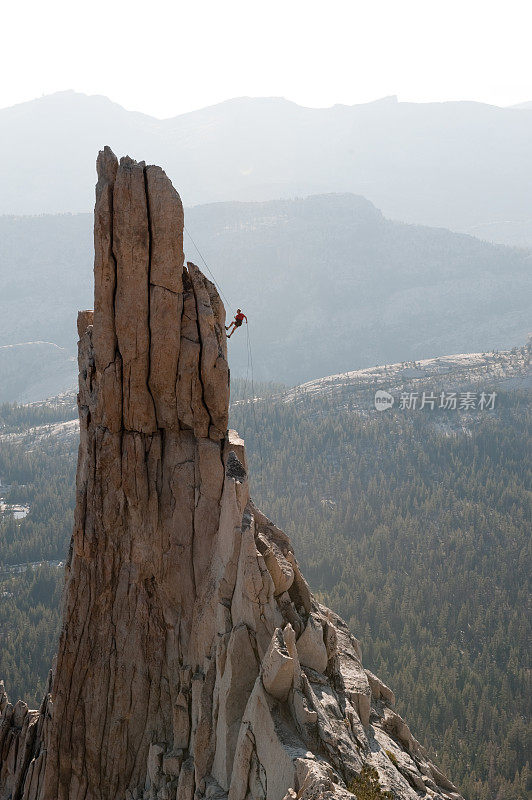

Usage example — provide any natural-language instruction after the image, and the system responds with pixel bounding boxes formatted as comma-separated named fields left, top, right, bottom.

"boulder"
left=296, top=614, right=328, bottom=674
left=261, top=628, right=295, bottom=702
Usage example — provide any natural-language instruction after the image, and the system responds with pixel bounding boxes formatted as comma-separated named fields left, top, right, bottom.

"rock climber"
left=226, top=309, right=248, bottom=338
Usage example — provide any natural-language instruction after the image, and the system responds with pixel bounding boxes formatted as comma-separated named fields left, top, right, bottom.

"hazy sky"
left=3, top=0, right=531, bottom=117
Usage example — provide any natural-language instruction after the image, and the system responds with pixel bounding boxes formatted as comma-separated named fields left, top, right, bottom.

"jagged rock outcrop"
left=0, top=148, right=464, bottom=800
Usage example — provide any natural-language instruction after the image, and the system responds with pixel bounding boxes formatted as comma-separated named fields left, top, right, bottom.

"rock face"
left=0, top=149, right=464, bottom=800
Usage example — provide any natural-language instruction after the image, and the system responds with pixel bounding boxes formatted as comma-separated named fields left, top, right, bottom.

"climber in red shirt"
left=226, top=309, right=248, bottom=338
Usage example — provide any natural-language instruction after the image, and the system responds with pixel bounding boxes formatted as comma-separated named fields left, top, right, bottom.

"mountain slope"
left=1, top=92, right=532, bottom=244
left=1, top=194, right=530, bottom=400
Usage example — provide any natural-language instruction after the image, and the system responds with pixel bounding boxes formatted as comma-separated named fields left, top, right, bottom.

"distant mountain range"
left=1, top=92, right=532, bottom=245
left=1, top=193, right=530, bottom=401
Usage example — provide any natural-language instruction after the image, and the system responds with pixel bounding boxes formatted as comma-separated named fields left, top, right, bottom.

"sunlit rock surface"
left=0, top=149, right=464, bottom=800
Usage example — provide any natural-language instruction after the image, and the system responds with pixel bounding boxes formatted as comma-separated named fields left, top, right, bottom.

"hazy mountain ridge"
left=0, top=342, right=76, bottom=404
left=1, top=194, right=530, bottom=401
left=2, top=91, right=532, bottom=244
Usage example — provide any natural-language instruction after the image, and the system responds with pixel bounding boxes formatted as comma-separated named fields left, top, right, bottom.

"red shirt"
left=235, top=312, right=247, bottom=323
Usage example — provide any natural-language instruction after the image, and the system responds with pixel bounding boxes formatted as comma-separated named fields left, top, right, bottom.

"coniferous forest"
left=0, top=388, right=530, bottom=800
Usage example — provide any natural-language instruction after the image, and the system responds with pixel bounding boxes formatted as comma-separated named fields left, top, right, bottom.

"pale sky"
left=2, top=0, right=531, bottom=118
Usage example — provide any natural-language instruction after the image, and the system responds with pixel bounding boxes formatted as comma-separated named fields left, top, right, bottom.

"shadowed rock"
left=0, top=149, right=464, bottom=800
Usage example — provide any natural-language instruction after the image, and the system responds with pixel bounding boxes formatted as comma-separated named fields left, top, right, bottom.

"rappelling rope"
left=241, top=316, right=251, bottom=406
left=183, top=224, right=264, bottom=494
left=246, top=321, right=264, bottom=492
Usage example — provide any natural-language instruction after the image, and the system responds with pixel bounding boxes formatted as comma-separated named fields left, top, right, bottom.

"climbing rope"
left=242, top=316, right=251, bottom=404
left=183, top=223, right=264, bottom=494
left=246, top=321, right=264, bottom=492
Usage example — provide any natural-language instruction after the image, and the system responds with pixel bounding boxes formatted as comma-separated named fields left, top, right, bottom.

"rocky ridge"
left=283, top=347, right=531, bottom=404
left=0, top=149, right=464, bottom=800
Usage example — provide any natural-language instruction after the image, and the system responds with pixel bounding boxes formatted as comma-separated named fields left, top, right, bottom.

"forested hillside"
left=234, top=391, right=531, bottom=800
left=0, top=386, right=530, bottom=800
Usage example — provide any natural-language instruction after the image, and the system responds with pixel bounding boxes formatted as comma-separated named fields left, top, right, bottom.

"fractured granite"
left=0, top=148, right=464, bottom=800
